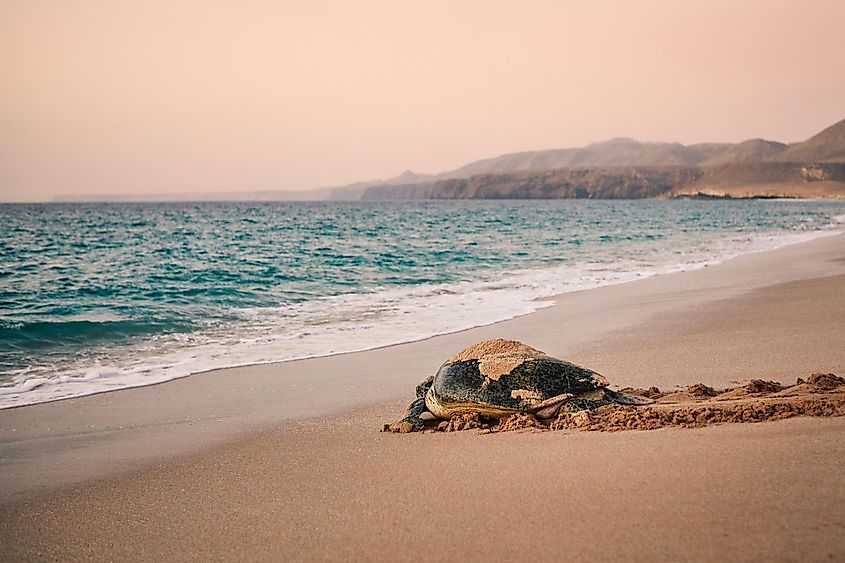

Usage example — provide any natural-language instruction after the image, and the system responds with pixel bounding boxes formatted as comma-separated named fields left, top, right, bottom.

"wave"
left=0, top=318, right=192, bottom=348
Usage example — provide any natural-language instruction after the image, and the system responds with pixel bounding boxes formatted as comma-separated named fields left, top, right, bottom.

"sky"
left=1, top=0, right=844, bottom=202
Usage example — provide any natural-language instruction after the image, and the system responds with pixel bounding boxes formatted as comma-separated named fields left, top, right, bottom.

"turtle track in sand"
left=386, top=373, right=845, bottom=434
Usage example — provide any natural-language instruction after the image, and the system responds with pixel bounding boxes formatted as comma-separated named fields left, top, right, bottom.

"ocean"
left=1, top=199, right=844, bottom=408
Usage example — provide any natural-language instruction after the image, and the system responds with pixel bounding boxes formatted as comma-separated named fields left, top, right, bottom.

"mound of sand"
left=446, top=338, right=546, bottom=380
left=716, top=379, right=785, bottom=400
left=655, top=383, right=721, bottom=403
left=436, top=413, right=488, bottom=432
left=446, top=339, right=544, bottom=362
left=619, top=386, right=664, bottom=399
left=686, top=383, right=720, bottom=398
left=551, top=397, right=845, bottom=432
left=385, top=373, right=845, bottom=434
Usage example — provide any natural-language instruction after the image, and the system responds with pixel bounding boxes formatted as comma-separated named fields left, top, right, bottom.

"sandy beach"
left=2, top=233, right=844, bottom=561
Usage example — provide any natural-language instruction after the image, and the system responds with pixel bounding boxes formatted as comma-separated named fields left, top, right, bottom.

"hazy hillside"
left=433, top=118, right=843, bottom=181
left=700, top=139, right=788, bottom=166
left=773, top=118, right=845, bottom=162
left=364, top=117, right=845, bottom=200
left=442, top=139, right=722, bottom=178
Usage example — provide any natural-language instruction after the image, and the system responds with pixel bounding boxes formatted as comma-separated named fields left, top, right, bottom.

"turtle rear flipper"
left=530, top=393, right=575, bottom=419
left=556, top=388, right=654, bottom=415
left=605, top=388, right=654, bottom=405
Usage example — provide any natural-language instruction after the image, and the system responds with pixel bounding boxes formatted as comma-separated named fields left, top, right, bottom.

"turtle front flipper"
left=384, top=377, right=434, bottom=433
left=398, top=397, right=428, bottom=431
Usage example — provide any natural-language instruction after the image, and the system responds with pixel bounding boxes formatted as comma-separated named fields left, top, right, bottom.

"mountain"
left=773, top=118, right=845, bottom=162
left=700, top=139, right=788, bottom=166
left=440, top=138, right=721, bottom=178
left=363, top=117, right=845, bottom=200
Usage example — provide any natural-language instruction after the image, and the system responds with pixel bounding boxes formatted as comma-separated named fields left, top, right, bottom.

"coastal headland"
left=1, top=233, right=844, bottom=561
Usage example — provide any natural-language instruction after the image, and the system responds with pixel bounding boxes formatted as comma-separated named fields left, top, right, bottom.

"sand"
left=446, top=338, right=546, bottom=380
left=1, top=233, right=845, bottom=561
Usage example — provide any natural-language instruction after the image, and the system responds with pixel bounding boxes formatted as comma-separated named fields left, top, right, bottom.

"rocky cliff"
left=362, top=162, right=845, bottom=200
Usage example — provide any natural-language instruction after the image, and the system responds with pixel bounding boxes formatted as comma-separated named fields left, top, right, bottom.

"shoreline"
left=1, top=232, right=843, bottom=503
left=2, top=232, right=844, bottom=560
left=3, top=223, right=842, bottom=411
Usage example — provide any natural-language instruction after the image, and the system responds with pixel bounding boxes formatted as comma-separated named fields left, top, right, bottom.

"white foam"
left=0, top=226, right=840, bottom=409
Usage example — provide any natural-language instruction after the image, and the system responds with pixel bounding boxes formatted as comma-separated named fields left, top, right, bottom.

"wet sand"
left=1, top=233, right=844, bottom=561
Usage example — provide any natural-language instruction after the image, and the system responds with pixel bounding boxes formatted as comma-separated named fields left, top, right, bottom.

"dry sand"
left=1, top=233, right=845, bottom=561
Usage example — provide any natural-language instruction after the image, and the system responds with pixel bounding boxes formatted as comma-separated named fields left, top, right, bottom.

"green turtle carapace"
left=392, top=339, right=652, bottom=432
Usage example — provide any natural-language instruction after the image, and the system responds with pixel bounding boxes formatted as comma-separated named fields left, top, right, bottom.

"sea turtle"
left=392, top=338, right=652, bottom=432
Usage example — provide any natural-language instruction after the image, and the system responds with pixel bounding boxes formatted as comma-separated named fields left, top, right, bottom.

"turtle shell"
left=424, top=339, right=608, bottom=419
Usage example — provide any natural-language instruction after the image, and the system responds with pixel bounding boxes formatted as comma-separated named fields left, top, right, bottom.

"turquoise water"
left=1, top=200, right=843, bottom=407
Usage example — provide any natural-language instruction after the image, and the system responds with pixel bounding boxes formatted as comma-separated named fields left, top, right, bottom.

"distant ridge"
left=441, top=138, right=722, bottom=177
left=772, top=118, right=845, bottom=163
left=363, top=117, right=845, bottom=200
left=699, top=139, right=788, bottom=166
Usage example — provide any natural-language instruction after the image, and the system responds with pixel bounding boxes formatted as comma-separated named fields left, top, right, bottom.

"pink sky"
left=2, top=0, right=844, bottom=201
